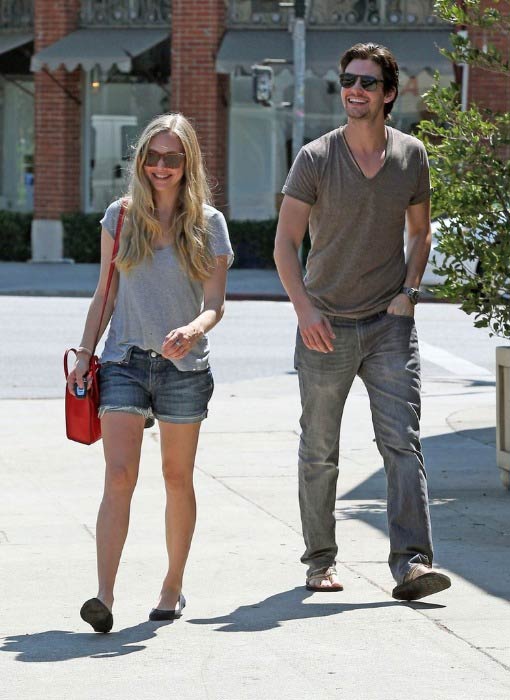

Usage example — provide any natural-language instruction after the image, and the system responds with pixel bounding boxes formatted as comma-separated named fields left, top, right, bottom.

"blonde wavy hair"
left=115, top=113, right=215, bottom=281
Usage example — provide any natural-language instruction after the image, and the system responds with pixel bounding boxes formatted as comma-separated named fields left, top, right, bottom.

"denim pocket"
left=387, top=312, right=415, bottom=323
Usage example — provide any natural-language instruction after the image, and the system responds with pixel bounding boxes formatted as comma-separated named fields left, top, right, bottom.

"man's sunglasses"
left=144, top=150, right=185, bottom=168
left=339, top=73, right=384, bottom=92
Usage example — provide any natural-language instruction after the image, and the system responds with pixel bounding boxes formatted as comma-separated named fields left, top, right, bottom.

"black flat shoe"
left=149, top=593, right=186, bottom=621
left=80, top=597, right=113, bottom=633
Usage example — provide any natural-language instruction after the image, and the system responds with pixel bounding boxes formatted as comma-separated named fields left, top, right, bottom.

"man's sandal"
left=306, top=566, right=344, bottom=592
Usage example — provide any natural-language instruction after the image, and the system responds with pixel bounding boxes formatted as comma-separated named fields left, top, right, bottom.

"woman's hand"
left=161, top=324, right=202, bottom=360
left=66, top=355, right=91, bottom=396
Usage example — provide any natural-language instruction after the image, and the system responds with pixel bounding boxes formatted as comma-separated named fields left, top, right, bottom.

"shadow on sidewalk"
left=187, top=586, right=441, bottom=632
left=0, top=620, right=174, bottom=662
left=336, top=427, right=510, bottom=603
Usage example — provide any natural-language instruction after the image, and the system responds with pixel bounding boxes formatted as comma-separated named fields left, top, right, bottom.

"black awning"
left=31, top=28, right=169, bottom=73
left=216, top=29, right=453, bottom=77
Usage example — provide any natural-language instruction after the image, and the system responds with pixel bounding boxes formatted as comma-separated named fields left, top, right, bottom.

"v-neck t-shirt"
left=282, top=125, right=430, bottom=318
left=99, top=199, right=234, bottom=372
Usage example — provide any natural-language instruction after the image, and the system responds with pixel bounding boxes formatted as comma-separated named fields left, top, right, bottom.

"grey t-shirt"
left=99, top=199, right=234, bottom=371
left=282, top=126, right=430, bottom=318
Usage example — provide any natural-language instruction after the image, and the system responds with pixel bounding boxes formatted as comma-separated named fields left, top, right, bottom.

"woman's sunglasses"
left=144, top=150, right=185, bottom=168
left=339, top=73, right=384, bottom=92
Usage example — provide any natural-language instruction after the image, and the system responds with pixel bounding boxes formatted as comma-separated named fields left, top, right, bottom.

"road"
left=0, top=297, right=505, bottom=400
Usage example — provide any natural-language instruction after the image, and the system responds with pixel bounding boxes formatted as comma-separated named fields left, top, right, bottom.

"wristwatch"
left=402, top=286, right=420, bottom=305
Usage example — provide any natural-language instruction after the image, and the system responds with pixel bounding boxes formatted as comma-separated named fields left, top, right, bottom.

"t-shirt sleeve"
left=99, top=199, right=123, bottom=239
left=207, top=209, right=234, bottom=269
left=282, top=147, right=318, bottom=205
left=409, top=143, right=430, bottom=206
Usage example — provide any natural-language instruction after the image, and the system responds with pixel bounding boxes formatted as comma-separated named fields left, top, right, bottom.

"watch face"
left=404, top=287, right=419, bottom=304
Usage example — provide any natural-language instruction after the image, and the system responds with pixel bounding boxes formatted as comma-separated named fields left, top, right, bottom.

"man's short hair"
left=339, top=43, right=399, bottom=118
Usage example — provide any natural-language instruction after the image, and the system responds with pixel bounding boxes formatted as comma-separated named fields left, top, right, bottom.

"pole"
left=292, top=12, right=305, bottom=161
left=458, top=29, right=469, bottom=111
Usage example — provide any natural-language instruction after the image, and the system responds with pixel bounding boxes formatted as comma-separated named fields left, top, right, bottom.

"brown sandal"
left=306, top=566, right=344, bottom=592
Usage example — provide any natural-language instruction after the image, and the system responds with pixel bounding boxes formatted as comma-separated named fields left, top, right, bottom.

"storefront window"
left=229, top=71, right=290, bottom=220
left=229, top=70, right=344, bottom=220
left=85, top=72, right=169, bottom=212
left=229, top=64, right=453, bottom=220
left=0, top=78, right=34, bottom=212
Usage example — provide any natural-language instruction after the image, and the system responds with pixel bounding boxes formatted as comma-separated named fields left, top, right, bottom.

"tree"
left=418, top=0, right=510, bottom=339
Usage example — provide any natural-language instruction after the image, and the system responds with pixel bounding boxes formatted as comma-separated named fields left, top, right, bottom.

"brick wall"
left=170, top=1, right=228, bottom=210
left=468, top=1, right=510, bottom=112
left=33, top=0, right=81, bottom=218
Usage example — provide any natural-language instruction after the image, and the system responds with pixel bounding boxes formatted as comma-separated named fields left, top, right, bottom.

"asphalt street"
left=0, top=297, right=505, bottom=399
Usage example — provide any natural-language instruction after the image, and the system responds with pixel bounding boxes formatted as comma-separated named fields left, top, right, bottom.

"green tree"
left=418, top=0, right=510, bottom=338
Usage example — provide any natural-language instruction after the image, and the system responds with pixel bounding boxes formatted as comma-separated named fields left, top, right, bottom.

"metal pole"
left=457, top=30, right=469, bottom=112
left=292, top=15, right=305, bottom=161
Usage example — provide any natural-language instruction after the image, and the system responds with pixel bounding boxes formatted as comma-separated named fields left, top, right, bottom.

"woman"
left=67, top=113, right=233, bottom=633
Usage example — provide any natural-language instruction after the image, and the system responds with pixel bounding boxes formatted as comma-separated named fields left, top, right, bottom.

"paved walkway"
left=0, top=262, right=288, bottom=299
left=0, top=262, right=442, bottom=301
left=0, top=351, right=509, bottom=697
left=0, top=263, right=508, bottom=697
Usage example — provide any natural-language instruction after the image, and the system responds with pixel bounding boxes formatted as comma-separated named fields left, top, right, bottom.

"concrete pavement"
left=0, top=262, right=288, bottom=300
left=1, top=343, right=509, bottom=698
left=0, top=266, right=508, bottom=696
left=0, top=262, right=441, bottom=301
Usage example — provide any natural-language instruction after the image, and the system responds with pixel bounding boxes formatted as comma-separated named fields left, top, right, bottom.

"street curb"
left=0, top=290, right=451, bottom=302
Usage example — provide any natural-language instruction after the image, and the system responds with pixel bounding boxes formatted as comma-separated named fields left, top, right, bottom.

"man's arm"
left=274, top=195, right=335, bottom=353
left=388, top=199, right=432, bottom=316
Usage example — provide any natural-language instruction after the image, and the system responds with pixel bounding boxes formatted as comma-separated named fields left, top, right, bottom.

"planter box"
left=496, top=346, right=510, bottom=490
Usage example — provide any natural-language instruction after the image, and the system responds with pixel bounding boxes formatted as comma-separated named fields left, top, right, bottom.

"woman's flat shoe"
left=149, top=593, right=186, bottom=621
left=80, top=597, right=113, bottom=633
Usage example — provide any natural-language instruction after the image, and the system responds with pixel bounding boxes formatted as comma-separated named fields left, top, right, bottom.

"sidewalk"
left=0, top=262, right=288, bottom=300
left=0, top=363, right=509, bottom=697
left=0, top=262, right=440, bottom=301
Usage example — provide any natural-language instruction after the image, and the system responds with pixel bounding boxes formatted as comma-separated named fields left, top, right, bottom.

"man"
left=274, top=42, right=451, bottom=600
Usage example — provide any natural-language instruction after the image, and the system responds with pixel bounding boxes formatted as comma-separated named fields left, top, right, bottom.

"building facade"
left=0, top=0, right=506, bottom=260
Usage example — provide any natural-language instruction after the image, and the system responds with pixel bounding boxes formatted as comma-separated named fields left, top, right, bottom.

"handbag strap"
left=92, top=200, right=126, bottom=354
left=64, top=348, right=99, bottom=379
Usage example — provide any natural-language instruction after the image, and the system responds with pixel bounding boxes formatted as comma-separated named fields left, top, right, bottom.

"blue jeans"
left=294, top=311, right=433, bottom=584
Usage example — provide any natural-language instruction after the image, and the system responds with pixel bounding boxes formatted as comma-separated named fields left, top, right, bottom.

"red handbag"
left=64, top=202, right=126, bottom=444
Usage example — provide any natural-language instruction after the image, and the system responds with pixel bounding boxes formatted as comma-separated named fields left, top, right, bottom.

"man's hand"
left=298, top=306, right=336, bottom=353
left=387, top=293, right=415, bottom=318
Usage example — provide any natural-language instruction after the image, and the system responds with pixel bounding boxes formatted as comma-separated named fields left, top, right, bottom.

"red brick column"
left=171, top=1, right=228, bottom=210
left=468, top=34, right=510, bottom=112
left=468, top=1, right=510, bottom=111
left=32, top=0, right=81, bottom=260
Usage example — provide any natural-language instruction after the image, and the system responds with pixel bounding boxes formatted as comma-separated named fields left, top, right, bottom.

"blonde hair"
left=115, top=113, right=215, bottom=281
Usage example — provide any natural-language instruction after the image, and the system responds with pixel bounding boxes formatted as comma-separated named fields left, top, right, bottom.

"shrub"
left=62, top=212, right=103, bottom=263
left=0, top=211, right=32, bottom=261
left=62, top=212, right=281, bottom=268
left=228, top=219, right=277, bottom=268
left=418, top=0, right=510, bottom=338
left=0, top=210, right=302, bottom=269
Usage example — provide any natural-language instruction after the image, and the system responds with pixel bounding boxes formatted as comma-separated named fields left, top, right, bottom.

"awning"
left=216, top=29, right=453, bottom=77
left=0, top=32, right=33, bottom=56
left=31, top=28, right=169, bottom=73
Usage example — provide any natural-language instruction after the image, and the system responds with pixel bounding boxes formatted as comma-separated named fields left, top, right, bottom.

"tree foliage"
left=418, top=0, right=510, bottom=338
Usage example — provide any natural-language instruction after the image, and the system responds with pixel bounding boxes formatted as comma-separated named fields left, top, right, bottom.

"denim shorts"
left=98, top=346, right=214, bottom=424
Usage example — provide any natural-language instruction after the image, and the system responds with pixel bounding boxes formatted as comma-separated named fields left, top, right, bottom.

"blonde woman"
left=67, top=113, right=233, bottom=633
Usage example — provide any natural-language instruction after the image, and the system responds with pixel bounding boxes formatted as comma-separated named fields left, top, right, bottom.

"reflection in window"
left=228, top=63, right=453, bottom=219
left=88, top=81, right=168, bottom=211
left=0, top=78, right=34, bottom=212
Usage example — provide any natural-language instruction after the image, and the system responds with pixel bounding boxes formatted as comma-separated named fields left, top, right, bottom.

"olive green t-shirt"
left=282, top=126, right=430, bottom=318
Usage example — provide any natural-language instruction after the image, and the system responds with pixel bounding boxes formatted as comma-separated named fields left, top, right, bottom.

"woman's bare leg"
left=154, top=421, right=201, bottom=611
left=95, top=412, right=145, bottom=610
